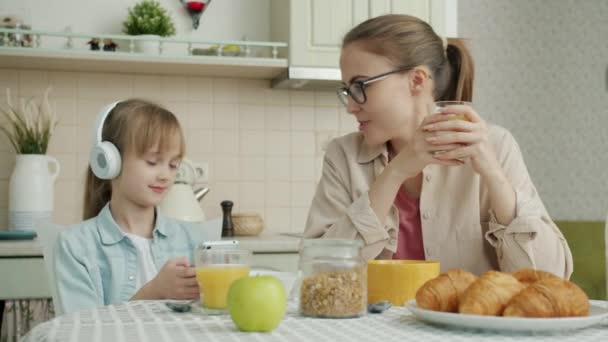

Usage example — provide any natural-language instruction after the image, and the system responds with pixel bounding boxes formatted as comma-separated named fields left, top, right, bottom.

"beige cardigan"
left=304, top=125, right=573, bottom=278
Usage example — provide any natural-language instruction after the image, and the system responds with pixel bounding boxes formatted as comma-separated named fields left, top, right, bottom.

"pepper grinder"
left=221, top=200, right=234, bottom=237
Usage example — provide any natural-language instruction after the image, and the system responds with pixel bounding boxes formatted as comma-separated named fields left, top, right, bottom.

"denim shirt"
left=54, top=203, right=205, bottom=314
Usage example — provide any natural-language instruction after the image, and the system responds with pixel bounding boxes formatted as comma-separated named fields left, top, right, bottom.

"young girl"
left=55, top=99, right=203, bottom=314
left=304, top=15, right=573, bottom=278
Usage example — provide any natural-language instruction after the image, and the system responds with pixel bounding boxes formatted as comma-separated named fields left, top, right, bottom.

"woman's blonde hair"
left=83, top=99, right=186, bottom=220
left=343, top=14, right=474, bottom=102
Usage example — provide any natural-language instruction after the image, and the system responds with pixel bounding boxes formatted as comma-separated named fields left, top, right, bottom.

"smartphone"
left=199, top=240, right=239, bottom=250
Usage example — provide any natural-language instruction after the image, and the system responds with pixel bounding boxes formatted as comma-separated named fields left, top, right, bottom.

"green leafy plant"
left=0, top=87, right=57, bottom=154
left=123, top=0, right=176, bottom=37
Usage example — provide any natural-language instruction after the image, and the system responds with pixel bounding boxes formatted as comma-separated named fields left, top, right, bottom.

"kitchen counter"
left=0, top=233, right=300, bottom=257
left=0, top=233, right=301, bottom=300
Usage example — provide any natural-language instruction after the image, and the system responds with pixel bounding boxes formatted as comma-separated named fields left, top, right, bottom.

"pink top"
left=392, top=188, right=425, bottom=260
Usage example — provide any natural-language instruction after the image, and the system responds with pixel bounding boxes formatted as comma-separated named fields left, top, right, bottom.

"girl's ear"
left=409, top=68, right=432, bottom=96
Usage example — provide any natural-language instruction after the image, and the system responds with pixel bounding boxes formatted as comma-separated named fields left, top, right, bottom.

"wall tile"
left=49, top=71, right=78, bottom=98
left=213, top=156, right=239, bottom=181
left=239, top=105, right=266, bottom=130
left=315, top=106, right=339, bottom=131
left=291, top=106, right=315, bottom=131
left=291, top=207, right=309, bottom=234
left=213, top=103, right=239, bottom=129
left=212, top=129, right=239, bottom=155
left=290, top=91, right=314, bottom=106
left=265, top=207, right=291, bottom=233
left=185, top=102, right=213, bottom=129
left=291, top=182, right=316, bottom=207
left=265, top=105, right=290, bottom=130
left=239, top=157, right=266, bottom=181
left=77, top=72, right=133, bottom=100
left=19, top=70, right=49, bottom=98
left=265, top=181, right=291, bottom=207
left=212, top=78, right=238, bottom=104
left=133, top=75, right=162, bottom=99
left=290, top=132, right=315, bottom=156
left=187, top=76, right=213, bottom=103
left=159, top=76, right=188, bottom=102
left=240, top=131, right=266, bottom=156
left=265, top=132, right=291, bottom=156
left=239, top=182, right=265, bottom=209
left=265, top=89, right=290, bottom=105
left=314, top=91, right=338, bottom=107
left=0, top=69, right=19, bottom=95
left=54, top=98, right=78, bottom=126
left=265, top=157, right=290, bottom=182
left=291, top=157, right=315, bottom=182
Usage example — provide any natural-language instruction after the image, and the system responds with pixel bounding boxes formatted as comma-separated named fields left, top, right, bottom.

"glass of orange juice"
left=195, top=246, right=251, bottom=312
left=427, top=101, right=473, bottom=159
left=430, top=100, right=472, bottom=121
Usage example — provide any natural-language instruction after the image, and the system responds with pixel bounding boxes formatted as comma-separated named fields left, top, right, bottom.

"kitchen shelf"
left=0, top=28, right=288, bottom=79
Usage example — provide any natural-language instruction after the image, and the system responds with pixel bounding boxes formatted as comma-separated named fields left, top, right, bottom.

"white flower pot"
left=135, top=34, right=161, bottom=55
left=9, top=154, right=60, bottom=231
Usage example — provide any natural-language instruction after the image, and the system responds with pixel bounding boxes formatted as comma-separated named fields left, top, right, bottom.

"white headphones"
left=89, top=101, right=122, bottom=180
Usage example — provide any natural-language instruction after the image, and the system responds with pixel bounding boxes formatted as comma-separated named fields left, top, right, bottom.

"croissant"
left=503, top=278, right=589, bottom=317
left=415, top=269, right=477, bottom=312
left=512, top=268, right=560, bottom=285
left=459, top=270, right=525, bottom=316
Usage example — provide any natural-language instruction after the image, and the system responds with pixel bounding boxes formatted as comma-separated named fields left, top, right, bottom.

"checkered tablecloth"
left=21, top=300, right=608, bottom=342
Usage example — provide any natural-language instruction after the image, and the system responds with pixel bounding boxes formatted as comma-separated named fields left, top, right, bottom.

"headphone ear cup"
left=90, top=141, right=122, bottom=180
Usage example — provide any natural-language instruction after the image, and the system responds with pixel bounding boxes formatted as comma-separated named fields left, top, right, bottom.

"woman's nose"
left=345, top=97, right=361, bottom=114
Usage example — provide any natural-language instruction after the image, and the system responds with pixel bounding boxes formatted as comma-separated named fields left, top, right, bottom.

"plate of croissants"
left=407, top=268, right=608, bottom=332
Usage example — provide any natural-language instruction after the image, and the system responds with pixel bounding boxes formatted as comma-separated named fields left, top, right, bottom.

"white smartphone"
left=199, top=240, right=239, bottom=250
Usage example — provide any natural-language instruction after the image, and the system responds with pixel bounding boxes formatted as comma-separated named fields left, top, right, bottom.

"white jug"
left=9, top=154, right=60, bottom=231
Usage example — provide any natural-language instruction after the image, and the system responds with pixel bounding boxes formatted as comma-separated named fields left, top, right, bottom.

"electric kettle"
left=159, top=158, right=209, bottom=222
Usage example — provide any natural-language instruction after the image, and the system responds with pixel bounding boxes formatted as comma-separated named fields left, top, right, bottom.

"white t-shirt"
left=125, top=233, right=159, bottom=290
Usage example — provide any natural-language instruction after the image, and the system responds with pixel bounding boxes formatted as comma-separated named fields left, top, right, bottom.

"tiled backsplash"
left=0, top=69, right=357, bottom=233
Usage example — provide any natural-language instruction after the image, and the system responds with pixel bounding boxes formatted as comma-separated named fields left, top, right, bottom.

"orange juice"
left=446, top=114, right=470, bottom=121
left=196, top=264, right=250, bottom=309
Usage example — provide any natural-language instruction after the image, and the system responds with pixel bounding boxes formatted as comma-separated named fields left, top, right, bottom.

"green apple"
left=227, top=275, right=287, bottom=332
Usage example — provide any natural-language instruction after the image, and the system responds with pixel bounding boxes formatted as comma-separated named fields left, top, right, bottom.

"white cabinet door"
left=289, top=0, right=368, bottom=67
left=287, top=0, right=456, bottom=68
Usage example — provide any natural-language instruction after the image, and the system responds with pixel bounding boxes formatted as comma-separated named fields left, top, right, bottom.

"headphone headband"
left=92, top=101, right=120, bottom=147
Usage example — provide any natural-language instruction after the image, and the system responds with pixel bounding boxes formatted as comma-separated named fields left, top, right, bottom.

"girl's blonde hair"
left=343, top=14, right=474, bottom=102
left=83, top=99, right=185, bottom=220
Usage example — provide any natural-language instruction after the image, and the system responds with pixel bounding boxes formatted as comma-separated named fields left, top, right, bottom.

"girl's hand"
left=150, top=257, right=199, bottom=300
left=422, top=104, right=502, bottom=178
left=388, top=113, right=464, bottom=179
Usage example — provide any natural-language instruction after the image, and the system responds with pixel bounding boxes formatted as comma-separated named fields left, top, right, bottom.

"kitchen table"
left=21, top=300, right=608, bottom=341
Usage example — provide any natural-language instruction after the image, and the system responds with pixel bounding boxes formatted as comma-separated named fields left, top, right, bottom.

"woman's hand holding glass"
left=388, top=113, right=465, bottom=179
left=422, top=103, right=501, bottom=178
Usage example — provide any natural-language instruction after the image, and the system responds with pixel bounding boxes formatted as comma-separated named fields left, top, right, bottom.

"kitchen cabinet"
left=0, top=257, right=52, bottom=300
left=272, top=0, right=457, bottom=68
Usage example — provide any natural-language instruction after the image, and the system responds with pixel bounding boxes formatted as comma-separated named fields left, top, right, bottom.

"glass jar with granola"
left=299, top=239, right=366, bottom=318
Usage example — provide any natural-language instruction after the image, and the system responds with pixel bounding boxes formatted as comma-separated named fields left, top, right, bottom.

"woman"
left=304, top=14, right=572, bottom=277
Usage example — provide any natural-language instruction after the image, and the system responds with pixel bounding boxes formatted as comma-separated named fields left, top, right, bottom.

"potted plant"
left=0, top=88, right=60, bottom=231
left=123, top=0, right=176, bottom=54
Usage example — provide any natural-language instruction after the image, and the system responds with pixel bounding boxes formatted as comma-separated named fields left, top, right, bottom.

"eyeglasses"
left=336, top=66, right=412, bottom=106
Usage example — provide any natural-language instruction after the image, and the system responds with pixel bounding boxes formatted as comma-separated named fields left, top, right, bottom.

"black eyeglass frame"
left=336, top=65, right=414, bottom=105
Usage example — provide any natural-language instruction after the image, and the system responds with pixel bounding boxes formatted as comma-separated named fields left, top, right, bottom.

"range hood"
left=271, top=66, right=342, bottom=90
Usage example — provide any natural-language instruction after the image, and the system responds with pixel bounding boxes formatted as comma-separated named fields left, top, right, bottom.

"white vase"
left=135, top=34, right=161, bottom=54
left=9, top=154, right=60, bottom=231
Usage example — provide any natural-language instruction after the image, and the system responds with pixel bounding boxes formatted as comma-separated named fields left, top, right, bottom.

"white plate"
left=406, top=300, right=608, bottom=332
